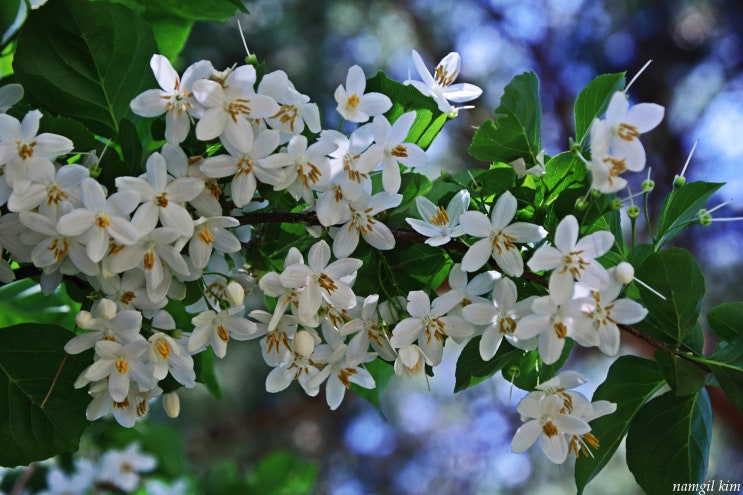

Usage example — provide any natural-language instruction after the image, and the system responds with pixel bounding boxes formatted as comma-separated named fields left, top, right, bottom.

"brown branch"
left=41, top=355, right=68, bottom=409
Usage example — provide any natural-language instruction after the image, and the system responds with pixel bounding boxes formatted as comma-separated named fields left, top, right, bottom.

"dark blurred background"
left=169, top=1, right=743, bottom=493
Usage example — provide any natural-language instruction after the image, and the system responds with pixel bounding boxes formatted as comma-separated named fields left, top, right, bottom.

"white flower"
left=192, top=64, right=279, bottom=143
left=81, top=340, right=155, bottom=402
left=85, top=381, right=162, bottom=428
left=511, top=394, right=591, bottom=464
left=406, top=50, right=482, bottom=113
left=433, top=263, right=499, bottom=319
left=56, top=178, right=139, bottom=263
left=602, top=90, right=664, bottom=171
left=527, top=214, right=613, bottom=304
left=332, top=191, right=401, bottom=258
left=65, top=299, right=142, bottom=354
left=394, top=344, right=428, bottom=377
left=509, top=151, right=546, bottom=179
left=97, top=443, right=157, bottom=492
left=189, top=216, right=241, bottom=269
left=265, top=349, right=321, bottom=396
left=260, top=134, right=335, bottom=203
left=587, top=119, right=641, bottom=193
left=334, top=65, right=392, bottom=123
left=0, top=110, right=74, bottom=193
left=308, top=326, right=376, bottom=410
left=568, top=269, right=648, bottom=356
left=462, top=278, right=536, bottom=361
left=8, top=163, right=88, bottom=215
left=340, top=294, right=396, bottom=362
left=39, top=460, right=95, bottom=495
left=405, top=190, right=469, bottom=246
left=188, top=306, right=258, bottom=358
left=389, top=290, right=474, bottom=366
left=130, top=55, right=214, bottom=144
left=514, top=294, right=577, bottom=364
left=356, top=112, right=428, bottom=194
left=108, top=227, right=190, bottom=302
left=258, top=69, right=321, bottom=136
left=322, top=125, right=375, bottom=203
left=149, top=321, right=194, bottom=390
left=279, top=240, right=362, bottom=325
left=459, top=191, right=546, bottom=276
left=116, top=152, right=204, bottom=238
left=199, top=128, right=282, bottom=207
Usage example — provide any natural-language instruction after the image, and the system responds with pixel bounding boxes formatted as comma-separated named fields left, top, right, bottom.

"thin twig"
left=10, top=463, right=35, bottom=495
left=41, top=355, right=68, bottom=409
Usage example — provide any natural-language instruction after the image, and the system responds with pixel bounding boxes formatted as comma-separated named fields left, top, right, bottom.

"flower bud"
left=615, top=262, right=635, bottom=284
left=171, top=328, right=184, bottom=340
left=294, top=330, right=315, bottom=357
left=609, top=198, right=623, bottom=210
left=97, top=298, right=118, bottom=320
left=575, top=197, right=589, bottom=211
left=626, top=205, right=641, bottom=219
left=673, top=174, right=687, bottom=189
left=225, top=281, right=245, bottom=307
left=590, top=189, right=602, bottom=199
left=163, top=392, right=180, bottom=418
left=697, top=209, right=712, bottom=226
left=75, top=310, right=94, bottom=329
left=641, top=179, right=655, bottom=192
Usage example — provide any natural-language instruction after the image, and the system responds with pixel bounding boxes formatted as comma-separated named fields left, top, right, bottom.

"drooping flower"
left=389, top=290, right=474, bottom=366
left=602, top=90, right=664, bottom=171
left=405, top=189, right=470, bottom=246
left=462, top=277, right=536, bottom=361
left=355, top=112, right=428, bottom=194
left=332, top=191, right=401, bottom=258
left=334, top=65, right=392, bottom=123
left=406, top=50, right=482, bottom=114
left=459, top=191, right=546, bottom=276
left=258, top=69, right=321, bottom=137
left=568, top=268, right=648, bottom=356
left=115, top=152, right=204, bottom=238
left=278, top=240, right=362, bottom=325
left=130, top=55, right=214, bottom=144
left=511, top=394, right=591, bottom=464
left=527, top=215, right=614, bottom=304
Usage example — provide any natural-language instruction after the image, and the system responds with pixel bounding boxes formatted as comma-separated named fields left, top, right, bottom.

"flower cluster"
left=33, top=443, right=189, bottom=495
left=511, top=372, right=616, bottom=464
left=0, top=45, right=657, bottom=466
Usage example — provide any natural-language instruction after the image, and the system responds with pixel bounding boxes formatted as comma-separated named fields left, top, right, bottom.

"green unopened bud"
left=610, top=198, right=623, bottom=210
left=697, top=209, right=712, bottom=226
left=88, top=163, right=102, bottom=179
left=642, top=179, right=655, bottom=192
left=673, top=175, right=687, bottom=189
left=570, top=140, right=583, bottom=155
left=245, top=53, right=259, bottom=66
left=575, top=197, right=590, bottom=211
left=507, top=365, right=521, bottom=378
left=591, top=188, right=602, bottom=199
left=626, top=205, right=641, bottom=219
left=171, top=328, right=184, bottom=340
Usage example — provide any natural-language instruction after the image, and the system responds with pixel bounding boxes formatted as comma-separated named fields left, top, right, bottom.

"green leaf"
left=542, top=151, right=587, bottom=205
left=350, top=359, right=394, bottom=411
left=195, top=349, right=221, bottom=399
left=655, top=350, right=707, bottom=396
left=469, top=72, right=541, bottom=164
left=626, top=389, right=712, bottom=495
left=706, top=336, right=743, bottom=413
left=455, top=338, right=573, bottom=393
left=245, top=451, right=319, bottom=495
left=14, top=0, right=158, bottom=137
left=118, top=118, right=143, bottom=172
left=454, top=337, right=518, bottom=393
left=477, top=166, right=517, bottom=197
left=1, top=0, right=23, bottom=47
left=575, top=355, right=665, bottom=494
left=635, top=247, right=705, bottom=352
left=573, top=72, right=626, bottom=144
left=0, top=279, right=81, bottom=330
left=707, top=302, right=743, bottom=341
left=38, top=114, right=99, bottom=154
left=365, top=71, right=445, bottom=150
left=397, top=171, right=432, bottom=208
left=0, top=324, right=92, bottom=467
left=655, top=181, right=724, bottom=249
